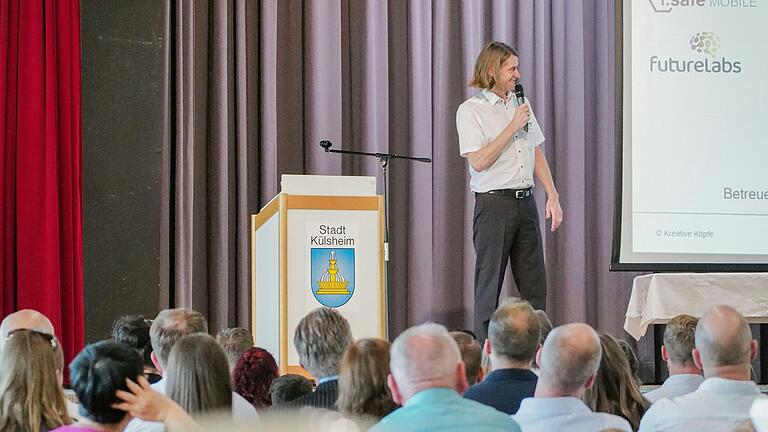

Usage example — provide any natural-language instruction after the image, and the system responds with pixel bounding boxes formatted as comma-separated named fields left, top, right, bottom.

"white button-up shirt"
left=639, top=377, right=767, bottom=432
left=512, top=396, right=632, bottom=432
left=456, top=89, right=545, bottom=193
left=644, top=373, right=704, bottom=403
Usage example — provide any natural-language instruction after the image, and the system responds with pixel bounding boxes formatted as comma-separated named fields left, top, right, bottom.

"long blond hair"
left=468, top=41, right=518, bottom=93
left=0, top=329, right=71, bottom=432
left=585, top=334, right=649, bottom=431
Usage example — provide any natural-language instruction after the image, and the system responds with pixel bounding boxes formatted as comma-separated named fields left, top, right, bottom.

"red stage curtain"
left=0, top=0, right=84, bottom=371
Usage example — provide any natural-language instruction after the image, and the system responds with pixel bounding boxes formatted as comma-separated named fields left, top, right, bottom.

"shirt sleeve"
left=456, top=103, right=485, bottom=157
left=526, top=99, right=546, bottom=148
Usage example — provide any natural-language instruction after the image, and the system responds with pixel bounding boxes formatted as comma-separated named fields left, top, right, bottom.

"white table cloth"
left=624, top=273, right=768, bottom=340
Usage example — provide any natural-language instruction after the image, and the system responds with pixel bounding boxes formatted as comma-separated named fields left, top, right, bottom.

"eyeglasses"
left=6, top=328, right=58, bottom=350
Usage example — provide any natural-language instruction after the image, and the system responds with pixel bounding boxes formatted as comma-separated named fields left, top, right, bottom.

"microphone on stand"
left=319, top=140, right=333, bottom=151
left=514, top=84, right=529, bottom=133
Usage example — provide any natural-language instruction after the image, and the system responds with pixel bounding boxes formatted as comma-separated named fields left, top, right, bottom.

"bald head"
left=538, top=323, right=602, bottom=395
left=0, top=309, right=55, bottom=350
left=695, top=305, right=754, bottom=370
left=390, top=323, right=462, bottom=395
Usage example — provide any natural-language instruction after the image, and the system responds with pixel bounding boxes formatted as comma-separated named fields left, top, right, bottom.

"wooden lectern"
left=251, top=175, right=386, bottom=377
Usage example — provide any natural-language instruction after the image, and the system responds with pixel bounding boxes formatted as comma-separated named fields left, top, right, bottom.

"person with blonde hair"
left=585, top=334, right=649, bottom=431
left=338, top=338, right=397, bottom=422
left=644, top=314, right=703, bottom=402
left=457, top=41, right=562, bottom=342
left=0, top=329, right=71, bottom=432
left=639, top=305, right=766, bottom=432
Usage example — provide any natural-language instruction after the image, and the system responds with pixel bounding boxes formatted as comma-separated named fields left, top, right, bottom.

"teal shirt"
left=370, top=387, right=521, bottom=432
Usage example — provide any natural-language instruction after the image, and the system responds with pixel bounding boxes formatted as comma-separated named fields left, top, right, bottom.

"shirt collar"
left=317, top=375, right=339, bottom=385
left=405, top=387, right=460, bottom=407
left=482, top=89, right=512, bottom=106
left=663, top=373, right=704, bottom=386
left=699, top=377, right=761, bottom=395
left=517, top=396, right=592, bottom=415
left=485, top=368, right=538, bottom=382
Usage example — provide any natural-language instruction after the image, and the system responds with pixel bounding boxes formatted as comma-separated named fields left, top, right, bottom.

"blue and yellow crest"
left=310, top=248, right=355, bottom=307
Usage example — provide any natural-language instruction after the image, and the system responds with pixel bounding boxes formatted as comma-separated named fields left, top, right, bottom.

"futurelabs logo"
left=650, top=32, right=742, bottom=73
left=690, top=32, right=720, bottom=57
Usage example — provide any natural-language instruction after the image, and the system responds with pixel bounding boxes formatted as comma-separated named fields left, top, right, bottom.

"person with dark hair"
left=458, top=41, right=562, bottom=342
left=585, top=334, right=649, bottom=431
left=288, top=307, right=353, bottom=410
left=450, top=331, right=484, bottom=385
left=0, top=329, right=71, bottom=431
left=112, top=315, right=161, bottom=383
left=232, top=347, right=279, bottom=409
left=465, top=299, right=540, bottom=414
left=217, top=327, right=255, bottom=371
left=338, top=338, right=398, bottom=422
left=52, top=340, right=143, bottom=430
left=269, top=374, right=313, bottom=407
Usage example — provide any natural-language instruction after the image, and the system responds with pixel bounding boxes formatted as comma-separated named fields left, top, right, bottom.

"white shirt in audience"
left=638, top=377, right=767, bottom=432
left=124, top=377, right=259, bottom=432
left=66, top=399, right=79, bottom=420
left=644, top=373, right=704, bottom=403
left=512, top=396, right=632, bottom=432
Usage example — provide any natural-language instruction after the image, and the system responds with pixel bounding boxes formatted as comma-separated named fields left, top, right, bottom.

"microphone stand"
left=319, top=140, right=431, bottom=336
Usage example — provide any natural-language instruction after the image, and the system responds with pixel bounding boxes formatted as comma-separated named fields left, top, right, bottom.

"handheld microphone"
left=319, top=140, right=333, bottom=151
left=514, top=84, right=528, bottom=132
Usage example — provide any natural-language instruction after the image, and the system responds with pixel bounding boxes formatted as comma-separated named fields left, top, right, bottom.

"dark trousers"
left=473, top=192, right=547, bottom=342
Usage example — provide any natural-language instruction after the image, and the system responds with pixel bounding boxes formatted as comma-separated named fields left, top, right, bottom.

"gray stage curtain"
left=161, top=0, right=644, bottom=358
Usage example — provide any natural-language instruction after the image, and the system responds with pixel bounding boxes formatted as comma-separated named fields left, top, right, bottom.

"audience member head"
left=450, top=331, right=483, bottom=385
left=388, top=323, right=466, bottom=404
left=662, top=314, right=700, bottom=373
left=536, top=323, right=602, bottom=398
left=166, top=333, right=232, bottom=416
left=0, top=309, right=55, bottom=349
left=112, top=315, right=156, bottom=371
left=534, top=310, right=553, bottom=345
left=217, top=327, right=255, bottom=371
left=487, top=299, right=540, bottom=369
left=585, top=334, right=649, bottom=431
left=269, top=374, right=313, bottom=407
left=149, top=308, right=208, bottom=372
left=0, top=330, right=70, bottom=432
left=293, top=307, right=353, bottom=378
left=338, top=338, right=397, bottom=420
left=617, top=339, right=642, bottom=386
left=232, top=347, right=278, bottom=409
left=69, top=340, right=143, bottom=426
left=693, top=305, right=756, bottom=379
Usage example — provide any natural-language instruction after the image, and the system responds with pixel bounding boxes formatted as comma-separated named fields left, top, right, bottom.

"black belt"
left=485, top=188, right=532, bottom=199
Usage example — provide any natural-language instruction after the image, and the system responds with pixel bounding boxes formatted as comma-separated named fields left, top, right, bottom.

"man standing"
left=456, top=41, right=562, bottom=341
